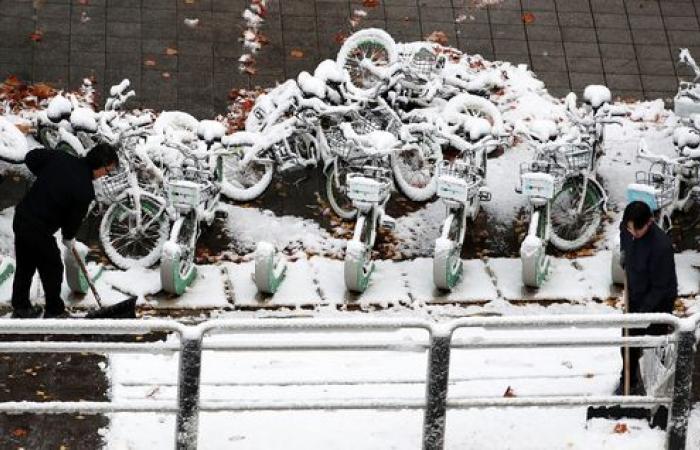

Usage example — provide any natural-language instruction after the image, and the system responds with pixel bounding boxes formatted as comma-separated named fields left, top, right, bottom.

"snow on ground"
left=102, top=324, right=674, bottom=450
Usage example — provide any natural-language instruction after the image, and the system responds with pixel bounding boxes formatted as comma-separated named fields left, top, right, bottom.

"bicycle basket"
left=518, top=161, right=564, bottom=199
left=346, top=169, right=392, bottom=204
left=94, top=167, right=130, bottom=204
left=627, top=170, right=674, bottom=210
left=324, top=126, right=354, bottom=159
left=166, top=179, right=202, bottom=211
left=436, top=160, right=482, bottom=203
left=559, top=145, right=593, bottom=172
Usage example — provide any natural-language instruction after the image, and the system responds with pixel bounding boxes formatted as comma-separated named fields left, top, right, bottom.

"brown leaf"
left=15, top=123, right=32, bottom=135
left=29, top=30, right=43, bottom=42
left=522, top=12, right=536, bottom=24
left=165, top=47, right=178, bottom=56
left=425, top=31, right=449, bottom=46
left=362, top=0, right=380, bottom=7
left=334, top=32, right=348, bottom=45
left=31, top=82, right=54, bottom=99
left=503, top=386, right=516, bottom=397
left=613, top=423, right=628, bottom=434
left=290, top=48, right=305, bottom=59
left=11, top=427, right=28, bottom=438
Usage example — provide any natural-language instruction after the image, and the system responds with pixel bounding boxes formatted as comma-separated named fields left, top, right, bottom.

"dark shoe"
left=44, top=309, right=71, bottom=319
left=11, top=305, right=43, bottom=318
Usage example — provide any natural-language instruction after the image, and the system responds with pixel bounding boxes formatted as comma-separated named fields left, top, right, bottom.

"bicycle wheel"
left=433, top=211, right=464, bottom=290
left=337, top=28, right=397, bottom=97
left=549, top=178, right=603, bottom=251
left=444, top=93, right=504, bottom=150
left=219, top=146, right=274, bottom=201
left=391, top=143, right=441, bottom=202
left=161, top=213, right=197, bottom=295
left=99, top=193, right=169, bottom=270
left=344, top=213, right=374, bottom=293
left=325, top=162, right=357, bottom=220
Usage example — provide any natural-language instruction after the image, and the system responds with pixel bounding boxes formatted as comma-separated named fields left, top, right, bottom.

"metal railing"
left=0, top=313, right=697, bottom=450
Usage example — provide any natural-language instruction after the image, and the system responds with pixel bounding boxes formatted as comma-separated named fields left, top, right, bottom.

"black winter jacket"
left=14, top=149, right=94, bottom=240
left=619, top=222, right=677, bottom=313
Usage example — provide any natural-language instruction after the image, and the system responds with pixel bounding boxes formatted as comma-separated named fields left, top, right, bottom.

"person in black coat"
left=11, top=143, right=119, bottom=318
left=616, top=200, right=678, bottom=394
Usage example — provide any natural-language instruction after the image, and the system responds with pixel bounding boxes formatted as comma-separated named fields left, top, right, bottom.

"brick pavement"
left=0, top=0, right=698, bottom=116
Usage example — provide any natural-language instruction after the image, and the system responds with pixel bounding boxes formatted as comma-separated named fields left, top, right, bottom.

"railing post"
left=422, top=327, right=452, bottom=450
left=667, top=320, right=696, bottom=450
left=175, top=330, right=203, bottom=450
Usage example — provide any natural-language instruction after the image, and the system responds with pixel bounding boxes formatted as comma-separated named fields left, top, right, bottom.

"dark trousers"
left=621, top=323, right=670, bottom=388
left=11, top=229, right=65, bottom=315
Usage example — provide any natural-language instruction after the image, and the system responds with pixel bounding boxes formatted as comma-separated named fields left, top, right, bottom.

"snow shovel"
left=71, top=245, right=137, bottom=319
left=586, top=274, right=665, bottom=426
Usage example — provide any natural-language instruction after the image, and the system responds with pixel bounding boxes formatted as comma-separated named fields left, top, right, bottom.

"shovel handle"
left=71, top=244, right=103, bottom=308
left=623, top=273, right=630, bottom=396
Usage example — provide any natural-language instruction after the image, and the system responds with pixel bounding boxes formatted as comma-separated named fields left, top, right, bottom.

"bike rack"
left=0, top=314, right=698, bottom=450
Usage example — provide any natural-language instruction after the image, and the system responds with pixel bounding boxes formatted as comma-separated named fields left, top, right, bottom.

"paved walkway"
left=0, top=0, right=698, bottom=116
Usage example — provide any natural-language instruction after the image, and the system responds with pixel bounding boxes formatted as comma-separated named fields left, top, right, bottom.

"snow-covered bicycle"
left=517, top=127, right=607, bottom=288
left=611, top=138, right=700, bottom=284
left=336, top=29, right=495, bottom=102
left=159, top=124, right=225, bottom=295
left=432, top=126, right=503, bottom=290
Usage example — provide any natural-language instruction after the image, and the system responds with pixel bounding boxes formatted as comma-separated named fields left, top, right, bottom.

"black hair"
left=85, top=143, right=119, bottom=171
left=623, top=200, right=653, bottom=230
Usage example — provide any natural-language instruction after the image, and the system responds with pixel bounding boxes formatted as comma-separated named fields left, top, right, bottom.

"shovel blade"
left=84, top=297, right=137, bottom=319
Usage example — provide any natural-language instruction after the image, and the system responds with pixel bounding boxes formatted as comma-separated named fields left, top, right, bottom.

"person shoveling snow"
left=9, top=144, right=120, bottom=318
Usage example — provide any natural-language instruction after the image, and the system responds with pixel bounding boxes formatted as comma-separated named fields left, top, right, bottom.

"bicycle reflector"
left=94, top=167, right=129, bottom=204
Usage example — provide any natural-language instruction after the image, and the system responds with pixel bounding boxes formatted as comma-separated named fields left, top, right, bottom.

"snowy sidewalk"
left=103, top=326, right=678, bottom=449
left=2, top=250, right=699, bottom=312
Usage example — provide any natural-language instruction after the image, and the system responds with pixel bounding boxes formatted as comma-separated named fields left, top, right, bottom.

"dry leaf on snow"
left=522, top=12, right=536, bottom=24
left=613, top=423, right=628, bottom=434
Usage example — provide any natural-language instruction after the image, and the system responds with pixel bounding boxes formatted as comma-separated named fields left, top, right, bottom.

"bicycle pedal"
left=380, top=215, right=396, bottom=230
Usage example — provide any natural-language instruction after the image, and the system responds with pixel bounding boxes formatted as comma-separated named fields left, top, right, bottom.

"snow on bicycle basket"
left=559, top=144, right=593, bottom=172
left=627, top=170, right=674, bottom=211
left=94, top=168, right=130, bottom=204
left=436, top=160, right=482, bottom=203
left=166, top=168, right=211, bottom=212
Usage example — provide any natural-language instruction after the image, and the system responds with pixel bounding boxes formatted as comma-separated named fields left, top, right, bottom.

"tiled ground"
left=0, top=0, right=699, bottom=116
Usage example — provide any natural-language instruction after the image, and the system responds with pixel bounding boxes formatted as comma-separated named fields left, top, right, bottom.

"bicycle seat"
left=528, top=119, right=558, bottom=143
left=46, top=95, right=73, bottom=123
left=197, top=120, right=226, bottom=144
left=463, top=116, right=492, bottom=141
left=70, top=108, right=98, bottom=133
left=583, top=85, right=612, bottom=111
left=673, top=126, right=700, bottom=148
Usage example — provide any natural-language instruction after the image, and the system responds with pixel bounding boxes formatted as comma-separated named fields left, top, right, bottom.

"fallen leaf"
left=165, top=47, right=178, bottom=56
left=426, top=30, right=449, bottom=46
left=144, top=59, right=157, bottom=67
left=362, top=0, right=379, bottom=7
left=503, top=386, right=516, bottom=397
left=29, top=30, right=43, bottom=42
left=613, top=423, right=628, bottom=434
left=78, top=0, right=89, bottom=4
left=80, top=11, right=90, bottom=23
left=334, top=32, right=348, bottom=45
left=290, top=48, right=305, bottom=58
left=455, top=13, right=467, bottom=23
left=11, top=427, right=28, bottom=438
left=31, top=82, right=54, bottom=99
left=522, top=12, right=535, bottom=24
left=162, top=72, right=171, bottom=79
left=184, top=0, right=195, bottom=3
